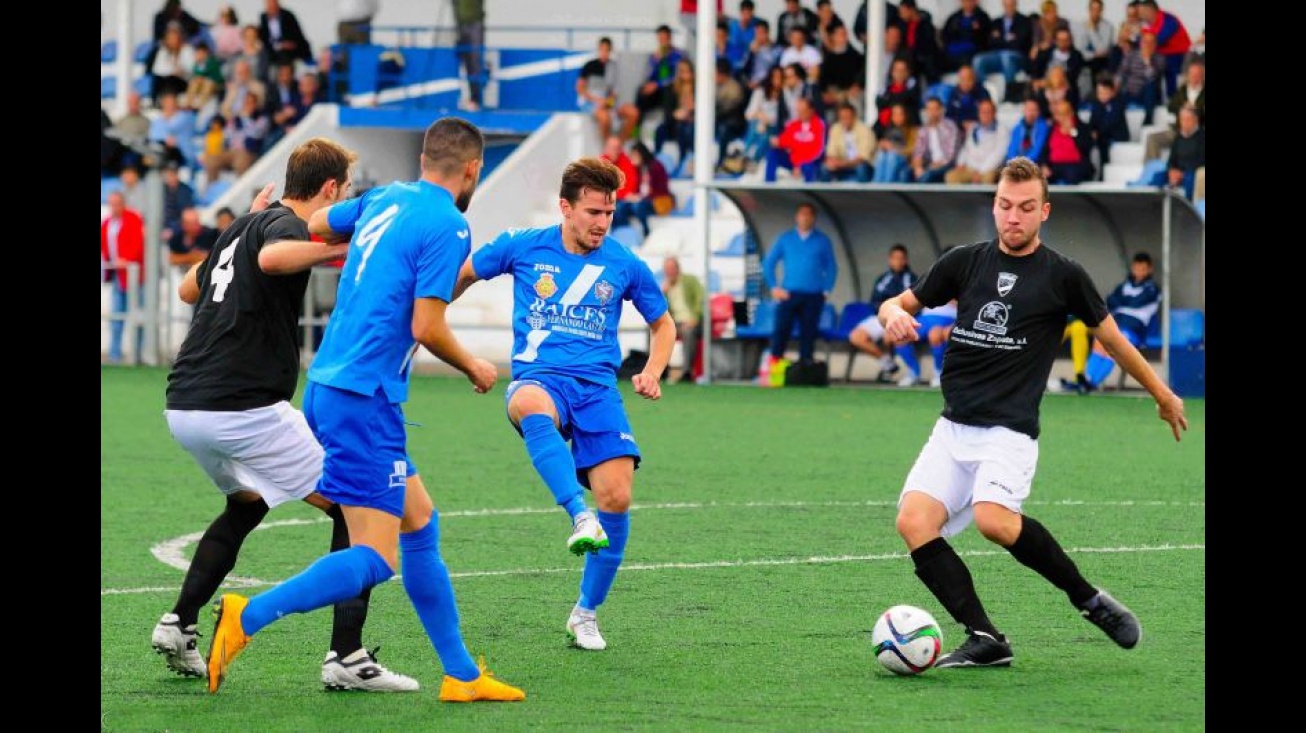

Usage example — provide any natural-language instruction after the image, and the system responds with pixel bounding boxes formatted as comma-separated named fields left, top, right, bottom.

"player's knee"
left=895, top=506, right=936, bottom=545
left=508, top=387, right=555, bottom=423
left=973, top=504, right=1021, bottom=546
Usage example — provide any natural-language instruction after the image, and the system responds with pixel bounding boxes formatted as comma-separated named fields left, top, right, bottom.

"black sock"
left=327, top=503, right=370, bottom=657
left=171, top=497, right=269, bottom=627
left=911, top=537, right=1001, bottom=638
left=1005, top=515, right=1099, bottom=608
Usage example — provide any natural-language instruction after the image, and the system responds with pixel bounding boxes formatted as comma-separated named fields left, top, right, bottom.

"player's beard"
left=1000, top=226, right=1038, bottom=252
left=455, top=186, right=475, bottom=212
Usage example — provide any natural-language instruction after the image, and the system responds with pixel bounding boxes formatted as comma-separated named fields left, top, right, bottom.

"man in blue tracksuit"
left=1083, top=251, right=1161, bottom=390
left=762, top=202, right=838, bottom=368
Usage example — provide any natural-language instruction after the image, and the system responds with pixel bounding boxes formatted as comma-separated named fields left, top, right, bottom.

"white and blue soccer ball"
left=871, top=605, right=943, bottom=675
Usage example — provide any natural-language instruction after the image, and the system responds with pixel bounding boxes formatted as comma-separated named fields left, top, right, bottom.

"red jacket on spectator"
left=1146, top=10, right=1190, bottom=57
left=605, top=151, right=640, bottom=199
left=777, top=115, right=827, bottom=167
left=101, top=208, right=146, bottom=289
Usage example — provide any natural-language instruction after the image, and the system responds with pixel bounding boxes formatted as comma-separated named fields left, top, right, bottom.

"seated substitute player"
left=878, top=157, right=1187, bottom=668
left=848, top=243, right=916, bottom=382
left=157, top=141, right=417, bottom=691
left=206, top=118, right=525, bottom=702
left=1080, top=251, right=1161, bottom=391
left=453, top=157, right=676, bottom=652
left=894, top=299, right=956, bottom=388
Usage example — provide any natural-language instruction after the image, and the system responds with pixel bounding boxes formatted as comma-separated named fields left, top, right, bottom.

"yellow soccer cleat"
left=206, top=593, right=252, bottom=693
left=438, top=657, right=526, bottom=702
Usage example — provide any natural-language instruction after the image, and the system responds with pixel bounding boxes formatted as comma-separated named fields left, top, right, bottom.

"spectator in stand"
left=912, top=96, right=960, bottom=183
left=1087, top=77, right=1129, bottom=168
left=715, top=58, right=748, bottom=168
left=102, top=110, right=125, bottom=177
left=854, top=1, right=901, bottom=49
left=616, top=142, right=674, bottom=237
left=1143, top=60, right=1203, bottom=160
left=872, top=102, right=918, bottom=182
left=941, top=0, right=992, bottom=74
left=741, top=19, right=782, bottom=92
left=1006, top=96, right=1049, bottom=162
left=153, top=0, right=201, bottom=43
left=819, top=24, right=865, bottom=115
left=1034, top=65, right=1077, bottom=119
left=199, top=114, right=228, bottom=187
left=601, top=136, right=639, bottom=205
left=743, top=66, right=784, bottom=168
left=1029, top=0, right=1070, bottom=68
left=149, top=92, right=198, bottom=170
left=1148, top=105, right=1202, bottom=199
left=1032, top=27, right=1084, bottom=95
left=728, top=1, right=761, bottom=71
left=1115, top=29, right=1164, bottom=123
left=101, top=191, right=146, bottom=364
left=114, top=92, right=152, bottom=169
left=876, top=24, right=906, bottom=92
left=168, top=208, right=218, bottom=269
left=214, top=206, right=237, bottom=233
left=776, top=0, right=820, bottom=42
left=874, top=57, right=921, bottom=136
left=779, top=27, right=823, bottom=84
left=777, top=62, right=820, bottom=129
left=452, top=0, right=488, bottom=110
left=897, top=0, right=941, bottom=83
left=265, top=61, right=296, bottom=118
left=661, top=257, right=706, bottom=383
left=259, top=0, right=311, bottom=69
left=767, top=96, right=826, bottom=182
left=220, top=57, right=267, bottom=123
left=1109, top=0, right=1143, bottom=74
left=618, top=25, right=684, bottom=142
left=212, top=5, right=243, bottom=62
left=824, top=102, right=876, bottom=182
left=945, top=65, right=991, bottom=131
left=184, top=41, right=226, bottom=111
left=653, top=59, right=696, bottom=177
left=1182, top=27, right=1203, bottom=72
left=160, top=161, right=195, bottom=242
left=848, top=243, right=916, bottom=382
left=1041, top=98, right=1093, bottom=184
left=974, top=0, right=1033, bottom=85
left=814, top=0, right=845, bottom=49
left=232, top=24, right=270, bottom=83
left=227, top=90, right=269, bottom=175
left=577, top=37, right=620, bottom=144
left=714, top=21, right=732, bottom=66
left=1073, top=0, right=1114, bottom=80
left=761, top=202, right=837, bottom=379
left=1137, top=0, right=1189, bottom=97
left=150, top=22, right=195, bottom=103
left=119, top=166, right=148, bottom=214
left=269, top=72, right=322, bottom=145
left=945, top=98, right=1007, bottom=184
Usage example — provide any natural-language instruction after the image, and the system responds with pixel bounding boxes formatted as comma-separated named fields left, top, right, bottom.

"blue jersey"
left=1105, top=274, right=1161, bottom=337
left=308, top=180, right=471, bottom=404
left=471, top=225, right=667, bottom=387
left=868, top=267, right=917, bottom=311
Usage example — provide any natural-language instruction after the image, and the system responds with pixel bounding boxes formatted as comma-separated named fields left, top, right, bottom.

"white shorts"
left=165, top=401, right=323, bottom=508
left=854, top=314, right=885, bottom=341
left=901, top=417, right=1039, bottom=538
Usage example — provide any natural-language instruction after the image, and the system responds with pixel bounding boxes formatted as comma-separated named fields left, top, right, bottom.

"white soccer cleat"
left=322, top=647, right=420, bottom=692
left=929, top=374, right=942, bottom=388
left=566, top=612, right=608, bottom=651
left=152, top=613, right=207, bottom=678
left=897, top=371, right=919, bottom=388
left=567, top=511, right=609, bottom=555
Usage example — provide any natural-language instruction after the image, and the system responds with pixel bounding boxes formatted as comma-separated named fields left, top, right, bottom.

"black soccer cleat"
left=935, top=630, right=1014, bottom=668
left=1080, top=590, right=1142, bottom=649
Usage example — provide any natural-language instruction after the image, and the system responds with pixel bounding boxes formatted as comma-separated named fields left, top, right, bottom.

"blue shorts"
left=917, top=313, right=956, bottom=337
left=303, top=382, right=416, bottom=518
left=505, top=373, right=641, bottom=488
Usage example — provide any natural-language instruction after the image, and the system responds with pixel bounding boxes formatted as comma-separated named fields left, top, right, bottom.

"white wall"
left=102, top=1, right=1205, bottom=54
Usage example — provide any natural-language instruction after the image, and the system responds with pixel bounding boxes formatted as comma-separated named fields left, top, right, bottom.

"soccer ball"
left=871, top=605, right=943, bottom=675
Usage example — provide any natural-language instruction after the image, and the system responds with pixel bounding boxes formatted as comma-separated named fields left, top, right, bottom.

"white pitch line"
left=103, top=543, right=1204, bottom=596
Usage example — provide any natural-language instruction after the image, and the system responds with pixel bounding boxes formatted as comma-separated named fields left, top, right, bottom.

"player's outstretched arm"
left=1091, top=315, right=1188, bottom=442
left=633, top=312, right=677, bottom=400
left=179, top=261, right=203, bottom=304
left=412, top=297, right=497, bottom=393
left=879, top=290, right=924, bottom=346
left=307, top=207, right=352, bottom=245
left=258, top=240, right=351, bottom=275
left=451, top=257, right=481, bottom=302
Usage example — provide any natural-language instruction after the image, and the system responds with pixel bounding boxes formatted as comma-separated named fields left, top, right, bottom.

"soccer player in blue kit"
left=206, top=118, right=524, bottom=702
left=454, top=157, right=677, bottom=651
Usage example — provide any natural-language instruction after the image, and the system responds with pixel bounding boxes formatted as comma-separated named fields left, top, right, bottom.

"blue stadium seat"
left=134, top=40, right=155, bottom=63
left=609, top=224, right=643, bottom=249
left=102, top=76, right=117, bottom=99
left=821, top=302, right=874, bottom=343
left=1143, top=309, right=1205, bottom=350
left=198, top=179, right=233, bottom=207
left=707, top=270, right=722, bottom=293
left=134, top=75, right=153, bottom=98
left=734, top=300, right=777, bottom=339
left=718, top=232, right=746, bottom=257
left=102, top=40, right=118, bottom=63
left=925, top=82, right=953, bottom=106
left=654, top=151, right=678, bottom=179
left=101, top=176, right=124, bottom=205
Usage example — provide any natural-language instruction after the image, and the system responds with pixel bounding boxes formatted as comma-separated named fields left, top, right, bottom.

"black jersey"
left=911, top=239, right=1109, bottom=439
left=166, top=203, right=311, bottom=411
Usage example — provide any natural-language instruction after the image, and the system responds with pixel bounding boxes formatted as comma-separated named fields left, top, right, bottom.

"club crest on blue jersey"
left=534, top=272, right=557, bottom=299
left=528, top=312, right=547, bottom=330
left=594, top=280, right=614, bottom=306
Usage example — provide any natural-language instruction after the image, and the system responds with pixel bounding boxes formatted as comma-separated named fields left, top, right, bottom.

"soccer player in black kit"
left=878, top=157, right=1188, bottom=667
left=153, top=138, right=418, bottom=691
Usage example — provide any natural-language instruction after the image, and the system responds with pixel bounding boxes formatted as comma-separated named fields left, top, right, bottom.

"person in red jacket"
left=765, top=96, right=826, bottom=182
left=1137, top=0, right=1190, bottom=97
left=101, top=190, right=146, bottom=363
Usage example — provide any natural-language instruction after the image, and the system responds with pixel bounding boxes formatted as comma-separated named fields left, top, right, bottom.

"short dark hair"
left=740, top=0, right=755, bottom=9
left=889, top=244, right=908, bottom=256
left=283, top=137, right=357, bottom=200
left=816, top=0, right=831, bottom=7
left=715, top=57, right=733, bottom=76
left=785, top=62, right=807, bottom=80
left=598, top=36, right=612, bottom=48
left=421, top=117, right=484, bottom=177
left=1132, top=252, right=1153, bottom=265
left=560, top=157, right=624, bottom=204
left=836, top=101, right=858, bottom=115
left=216, top=206, right=236, bottom=219
left=925, top=95, right=944, bottom=107
left=754, top=18, right=770, bottom=32
left=997, top=157, right=1050, bottom=203
left=796, top=202, right=816, bottom=215
left=1095, top=77, right=1116, bottom=91
left=656, top=24, right=673, bottom=35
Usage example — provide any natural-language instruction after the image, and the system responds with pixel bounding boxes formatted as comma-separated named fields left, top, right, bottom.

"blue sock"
left=578, top=511, right=630, bottom=612
left=400, top=518, right=479, bottom=682
left=896, top=343, right=920, bottom=377
left=521, top=413, right=588, bottom=520
left=241, top=546, right=393, bottom=636
left=931, top=342, right=946, bottom=376
left=1085, top=352, right=1116, bottom=387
